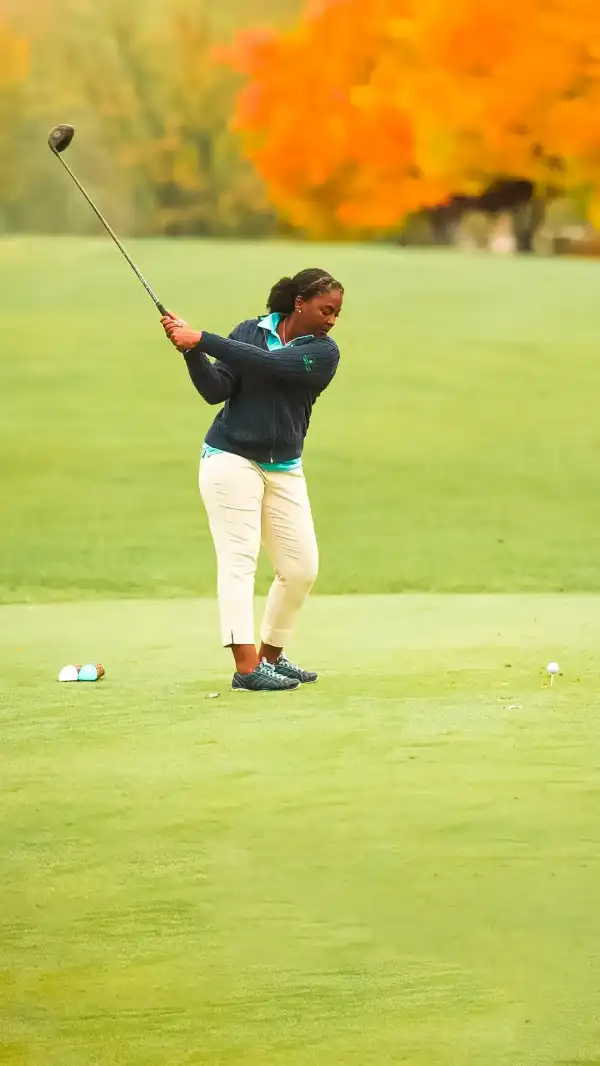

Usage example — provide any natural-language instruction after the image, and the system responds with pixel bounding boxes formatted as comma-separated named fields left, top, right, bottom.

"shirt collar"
left=258, top=312, right=282, bottom=338
left=257, top=312, right=315, bottom=345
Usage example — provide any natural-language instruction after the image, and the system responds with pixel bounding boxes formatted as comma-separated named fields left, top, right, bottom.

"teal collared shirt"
left=258, top=311, right=286, bottom=351
left=201, top=313, right=304, bottom=473
left=257, top=312, right=314, bottom=351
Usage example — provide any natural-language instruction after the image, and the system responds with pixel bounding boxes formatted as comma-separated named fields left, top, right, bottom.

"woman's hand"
left=161, top=314, right=202, bottom=352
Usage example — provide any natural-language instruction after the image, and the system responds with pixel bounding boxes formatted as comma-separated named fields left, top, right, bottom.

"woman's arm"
left=162, top=316, right=339, bottom=390
left=162, top=316, right=238, bottom=404
left=196, top=332, right=339, bottom=389
left=183, top=349, right=237, bottom=405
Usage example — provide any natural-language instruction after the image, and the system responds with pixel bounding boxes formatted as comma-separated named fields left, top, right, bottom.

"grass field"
left=3, top=237, right=600, bottom=600
left=3, top=593, right=600, bottom=1065
left=3, top=238, right=600, bottom=1064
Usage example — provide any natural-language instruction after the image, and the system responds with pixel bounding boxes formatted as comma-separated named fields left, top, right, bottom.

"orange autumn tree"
left=220, top=0, right=600, bottom=236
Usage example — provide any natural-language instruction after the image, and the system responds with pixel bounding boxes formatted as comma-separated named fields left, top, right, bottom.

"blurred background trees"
left=2, top=0, right=600, bottom=245
left=223, top=0, right=600, bottom=243
left=0, top=0, right=298, bottom=236
left=0, top=11, right=29, bottom=222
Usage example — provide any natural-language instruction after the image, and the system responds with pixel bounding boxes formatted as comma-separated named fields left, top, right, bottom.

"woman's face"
left=297, top=287, right=343, bottom=337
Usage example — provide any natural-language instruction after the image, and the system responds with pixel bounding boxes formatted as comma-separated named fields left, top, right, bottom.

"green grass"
left=2, top=592, right=600, bottom=1065
left=3, top=237, right=600, bottom=601
left=3, top=239, right=600, bottom=1063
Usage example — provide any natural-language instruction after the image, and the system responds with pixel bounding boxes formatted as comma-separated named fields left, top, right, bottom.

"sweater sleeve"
left=193, top=331, right=340, bottom=389
left=182, top=327, right=240, bottom=405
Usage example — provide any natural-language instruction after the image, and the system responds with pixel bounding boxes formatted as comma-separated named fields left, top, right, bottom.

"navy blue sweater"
left=183, top=318, right=340, bottom=464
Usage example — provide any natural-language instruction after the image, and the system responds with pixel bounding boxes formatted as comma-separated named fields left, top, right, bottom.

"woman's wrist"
left=185, top=330, right=203, bottom=349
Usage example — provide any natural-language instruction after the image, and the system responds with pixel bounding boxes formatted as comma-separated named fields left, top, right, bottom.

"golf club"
left=48, top=124, right=168, bottom=316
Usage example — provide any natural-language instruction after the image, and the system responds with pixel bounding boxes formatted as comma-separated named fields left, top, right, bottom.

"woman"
left=162, top=267, right=344, bottom=692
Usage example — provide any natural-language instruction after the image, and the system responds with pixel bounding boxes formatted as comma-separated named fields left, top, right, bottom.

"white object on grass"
left=547, top=661, right=560, bottom=687
left=58, top=665, right=79, bottom=682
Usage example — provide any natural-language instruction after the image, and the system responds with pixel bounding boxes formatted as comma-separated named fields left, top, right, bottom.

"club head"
left=48, top=124, right=75, bottom=154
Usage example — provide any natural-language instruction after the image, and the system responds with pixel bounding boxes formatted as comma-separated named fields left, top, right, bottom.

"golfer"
left=162, top=268, right=343, bottom=692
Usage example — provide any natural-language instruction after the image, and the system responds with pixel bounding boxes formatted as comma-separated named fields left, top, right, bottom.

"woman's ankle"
left=259, top=642, right=283, bottom=665
left=231, top=644, right=260, bottom=675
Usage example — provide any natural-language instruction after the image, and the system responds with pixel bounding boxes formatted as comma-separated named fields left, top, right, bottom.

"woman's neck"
left=280, top=311, right=303, bottom=343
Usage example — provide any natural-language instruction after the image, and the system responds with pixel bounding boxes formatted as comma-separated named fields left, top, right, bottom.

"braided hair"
left=267, top=268, right=344, bottom=315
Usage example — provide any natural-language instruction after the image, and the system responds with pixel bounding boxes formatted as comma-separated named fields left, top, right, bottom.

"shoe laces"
left=278, top=654, right=301, bottom=671
left=259, top=659, right=279, bottom=676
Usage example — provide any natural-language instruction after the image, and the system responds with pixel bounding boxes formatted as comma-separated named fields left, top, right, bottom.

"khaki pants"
left=199, top=451, right=319, bottom=648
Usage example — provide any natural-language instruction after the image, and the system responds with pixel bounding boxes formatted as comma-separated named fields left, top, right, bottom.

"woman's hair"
left=267, top=268, right=344, bottom=315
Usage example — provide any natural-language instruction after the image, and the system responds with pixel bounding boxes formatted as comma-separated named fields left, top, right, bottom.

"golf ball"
left=58, top=664, right=80, bottom=682
left=547, top=661, right=560, bottom=675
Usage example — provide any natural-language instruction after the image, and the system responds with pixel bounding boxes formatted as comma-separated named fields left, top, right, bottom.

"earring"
left=297, top=308, right=302, bottom=314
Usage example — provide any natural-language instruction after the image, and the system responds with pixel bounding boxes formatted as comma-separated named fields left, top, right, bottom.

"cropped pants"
left=199, top=451, right=319, bottom=648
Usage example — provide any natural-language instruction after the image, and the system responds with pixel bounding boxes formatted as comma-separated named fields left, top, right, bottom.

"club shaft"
left=55, top=152, right=166, bottom=316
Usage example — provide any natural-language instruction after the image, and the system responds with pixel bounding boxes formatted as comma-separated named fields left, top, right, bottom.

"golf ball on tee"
left=547, top=661, right=560, bottom=675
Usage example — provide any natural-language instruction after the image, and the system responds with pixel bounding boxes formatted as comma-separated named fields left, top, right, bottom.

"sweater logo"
left=302, top=355, right=313, bottom=372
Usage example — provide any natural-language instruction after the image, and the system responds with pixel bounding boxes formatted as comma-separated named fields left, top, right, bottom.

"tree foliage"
left=0, top=0, right=297, bottom=235
left=0, top=13, right=29, bottom=212
left=222, top=0, right=600, bottom=236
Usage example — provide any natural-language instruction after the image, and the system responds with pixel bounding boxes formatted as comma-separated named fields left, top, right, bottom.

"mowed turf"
left=3, top=237, right=600, bottom=601
left=3, top=240, right=600, bottom=1064
left=2, top=593, right=600, bottom=1066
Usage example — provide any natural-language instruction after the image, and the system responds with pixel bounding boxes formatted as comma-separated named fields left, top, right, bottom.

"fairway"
left=2, top=593, right=600, bottom=1065
left=3, top=238, right=600, bottom=601
left=3, top=239, right=600, bottom=1064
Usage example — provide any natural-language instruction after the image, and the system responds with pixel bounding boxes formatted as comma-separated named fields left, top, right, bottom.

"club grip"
left=156, top=302, right=168, bottom=316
